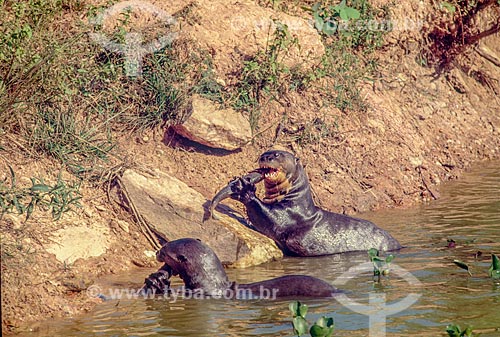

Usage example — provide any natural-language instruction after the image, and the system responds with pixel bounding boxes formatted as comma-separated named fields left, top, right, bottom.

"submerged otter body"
left=152, top=238, right=338, bottom=298
left=228, top=150, right=402, bottom=257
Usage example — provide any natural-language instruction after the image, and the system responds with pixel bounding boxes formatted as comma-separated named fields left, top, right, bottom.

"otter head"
left=156, top=238, right=231, bottom=296
left=258, top=150, right=301, bottom=203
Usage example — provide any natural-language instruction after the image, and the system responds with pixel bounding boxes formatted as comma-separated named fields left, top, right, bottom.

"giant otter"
left=142, top=238, right=339, bottom=298
left=210, top=150, right=401, bottom=257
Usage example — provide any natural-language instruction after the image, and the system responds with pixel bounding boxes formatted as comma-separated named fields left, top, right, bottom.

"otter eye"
left=274, top=152, right=280, bottom=158
left=177, top=254, right=187, bottom=262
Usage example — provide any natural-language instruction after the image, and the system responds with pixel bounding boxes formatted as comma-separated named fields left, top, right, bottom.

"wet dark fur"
left=230, top=150, right=402, bottom=257
left=155, top=238, right=338, bottom=298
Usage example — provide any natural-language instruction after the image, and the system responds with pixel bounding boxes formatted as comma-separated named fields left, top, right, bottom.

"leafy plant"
left=488, top=254, right=500, bottom=280
left=289, top=301, right=335, bottom=337
left=312, top=0, right=360, bottom=36
left=310, top=0, right=390, bottom=50
left=446, top=324, right=477, bottom=337
left=0, top=166, right=82, bottom=221
left=453, top=259, right=472, bottom=276
left=368, top=248, right=394, bottom=281
left=451, top=253, right=500, bottom=279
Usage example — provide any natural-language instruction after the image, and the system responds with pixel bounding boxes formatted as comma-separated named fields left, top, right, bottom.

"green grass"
left=0, top=166, right=82, bottom=221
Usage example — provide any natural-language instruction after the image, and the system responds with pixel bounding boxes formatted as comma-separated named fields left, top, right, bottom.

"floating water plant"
left=488, top=254, right=500, bottom=280
left=446, top=323, right=476, bottom=337
left=453, top=259, right=472, bottom=276
left=368, top=248, right=394, bottom=281
left=289, top=301, right=335, bottom=337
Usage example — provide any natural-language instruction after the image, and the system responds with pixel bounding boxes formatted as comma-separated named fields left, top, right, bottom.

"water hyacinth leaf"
left=289, top=301, right=308, bottom=318
left=491, top=270, right=500, bottom=279
left=298, top=302, right=308, bottom=318
left=310, top=316, right=335, bottom=337
left=453, top=260, right=472, bottom=276
left=385, top=254, right=395, bottom=263
left=310, top=325, right=334, bottom=337
left=488, top=254, right=500, bottom=278
left=492, top=254, right=500, bottom=270
left=368, top=248, right=379, bottom=258
left=463, top=326, right=473, bottom=336
left=292, top=316, right=309, bottom=336
left=446, top=324, right=461, bottom=336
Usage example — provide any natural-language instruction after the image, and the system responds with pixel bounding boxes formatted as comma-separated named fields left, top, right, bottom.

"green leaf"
left=12, top=195, right=24, bottom=214
left=30, top=184, right=50, bottom=193
left=8, top=165, right=16, bottom=188
left=491, top=270, right=500, bottom=279
left=344, top=7, right=360, bottom=19
left=316, top=316, right=334, bottom=328
left=310, top=317, right=334, bottom=337
left=453, top=260, right=472, bottom=276
left=440, top=1, right=456, bottom=13
left=298, top=302, right=308, bottom=318
left=289, top=301, right=308, bottom=318
left=368, top=248, right=379, bottom=259
left=463, top=326, right=473, bottom=337
left=446, top=324, right=461, bottom=337
left=313, top=12, right=324, bottom=31
left=492, top=254, right=500, bottom=270
left=489, top=254, right=500, bottom=278
left=339, top=8, right=349, bottom=21
left=385, top=254, right=395, bottom=263
left=292, top=316, right=309, bottom=336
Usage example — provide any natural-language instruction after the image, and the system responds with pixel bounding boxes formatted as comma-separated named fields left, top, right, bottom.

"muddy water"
left=24, top=161, right=500, bottom=336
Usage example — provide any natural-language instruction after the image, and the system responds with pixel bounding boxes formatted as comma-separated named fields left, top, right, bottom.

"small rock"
left=144, top=250, right=156, bottom=258
left=114, top=219, right=130, bottom=233
left=95, top=205, right=106, bottom=212
left=409, top=157, right=423, bottom=167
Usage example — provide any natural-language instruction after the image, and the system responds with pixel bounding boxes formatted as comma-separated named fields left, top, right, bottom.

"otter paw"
left=229, top=177, right=256, bottom=203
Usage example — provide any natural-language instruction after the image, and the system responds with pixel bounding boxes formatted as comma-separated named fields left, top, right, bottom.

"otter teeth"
left=265, top=171, right=278, bottom=178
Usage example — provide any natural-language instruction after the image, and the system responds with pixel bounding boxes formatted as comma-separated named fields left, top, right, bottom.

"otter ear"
left=177, top=254, right=188, bottom=263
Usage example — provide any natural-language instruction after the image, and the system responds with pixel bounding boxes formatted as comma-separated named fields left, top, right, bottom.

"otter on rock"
left=211, top=150, right=402, bottom=257
left=142, top=238, right=339, bottom=298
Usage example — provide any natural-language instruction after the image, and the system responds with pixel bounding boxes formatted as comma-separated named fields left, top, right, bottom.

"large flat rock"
left=119, top=169, right=282, bottom=268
